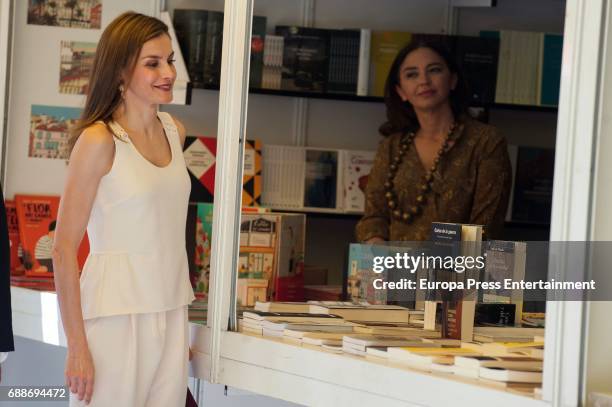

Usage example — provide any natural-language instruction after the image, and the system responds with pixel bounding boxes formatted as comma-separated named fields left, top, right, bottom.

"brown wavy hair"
left=379, top=38, right=469, bottom=136
left=68, top=12, right=169, bottom=155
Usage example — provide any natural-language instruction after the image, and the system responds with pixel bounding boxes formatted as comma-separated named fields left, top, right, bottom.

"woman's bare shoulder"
left=70, top=122, right=116, bottom=174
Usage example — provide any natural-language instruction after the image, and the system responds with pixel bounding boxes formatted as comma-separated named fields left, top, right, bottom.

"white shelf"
left=12, top=286, right=547, bottom=407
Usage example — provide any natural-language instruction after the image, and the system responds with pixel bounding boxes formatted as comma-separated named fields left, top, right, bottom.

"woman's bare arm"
left=52, top=123, right=114, bottom=404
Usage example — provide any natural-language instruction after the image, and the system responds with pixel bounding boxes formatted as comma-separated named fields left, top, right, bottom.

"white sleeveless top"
left=79, top=111, right=195, bottom=320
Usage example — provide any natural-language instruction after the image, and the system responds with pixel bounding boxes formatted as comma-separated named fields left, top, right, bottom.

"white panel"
left=4, top=0, right=155, bottom=198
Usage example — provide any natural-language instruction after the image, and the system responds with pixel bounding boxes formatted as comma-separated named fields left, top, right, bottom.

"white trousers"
left=69, top=306, right=189, bottom=407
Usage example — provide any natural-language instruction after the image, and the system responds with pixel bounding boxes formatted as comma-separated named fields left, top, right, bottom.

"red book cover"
left=4, top=200, right=24, bottom=275
left=14, top=194, right=89, bottom=278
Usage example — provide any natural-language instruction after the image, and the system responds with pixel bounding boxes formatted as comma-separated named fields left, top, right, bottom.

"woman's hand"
left=365, top=236, right=386, bottom=245
left=65, top=346, right=95, bottom=405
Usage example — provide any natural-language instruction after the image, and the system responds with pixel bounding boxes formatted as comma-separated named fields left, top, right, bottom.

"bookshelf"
left=194, top=84, right=559, bottom=113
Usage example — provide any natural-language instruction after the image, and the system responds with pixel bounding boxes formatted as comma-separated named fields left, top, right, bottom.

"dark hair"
left=68, top=12, right=170, bottom=155
left=379, top=38, right=470, bottom=136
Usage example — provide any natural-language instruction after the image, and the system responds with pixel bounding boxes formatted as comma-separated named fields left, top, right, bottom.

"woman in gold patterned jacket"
left=356, top=39, right=512, bottom=242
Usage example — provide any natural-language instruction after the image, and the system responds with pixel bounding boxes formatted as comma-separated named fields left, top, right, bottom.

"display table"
left=12, top=286, right=548, bottom=407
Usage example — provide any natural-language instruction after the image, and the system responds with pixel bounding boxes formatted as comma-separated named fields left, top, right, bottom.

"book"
left=482, top=240, right=527, bottom=325
left=249, top=16, right=267, bottom=89
left=369, top=31, right=412, bottom=97
left=183, top=136, right=216, bottom=202
left=357, top=29, right=371, bottom=96
left=327, top=29, right=361, bottom=94
left=275, top=26, right=330, bottom=92
left=15, top=195, right=89, bottom=277
left=183, top=136, right=263, bottom=206
left=308, top=304, right=411, bottom=323
left=478, top=366, right=542, bottom=383
left=474, top=303, right=516, bottom=327
left=347, top=243, right=388, bottom=304
left=4, top=200, right=23, bottom=274
left=262, top=35, right=284, bottom=90
left=342, top=150, right=375, bottom=213
left=254, top=301, right=311, bottom=313
left=304, top=148, right=341, bottom=209
left=242, top=310, right=343, bottom=322
left=387, top=347, right=480, bottom=368
left=343, top=334, right=437, bottom=353
left=366, top=346, right=389, bottom=358
left=173, top=9, right=209, bottom=87
left=540, top=34, right=563, bottom=106
left=193, top=203, right=214, bottom=299
left=237, top=278, right=268, bottom=307
left=454, top=355, right=542, bottom=371
left=510, top=147, right=555, bottom=223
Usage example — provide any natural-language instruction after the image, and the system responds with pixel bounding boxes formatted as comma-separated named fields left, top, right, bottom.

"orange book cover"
left=4, top=200, right=24, bottom=275
left=15, top=194, right=89, bottom=278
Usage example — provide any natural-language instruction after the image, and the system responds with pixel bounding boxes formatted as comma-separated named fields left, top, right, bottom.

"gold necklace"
left=384, top=123, right=456, bottom=224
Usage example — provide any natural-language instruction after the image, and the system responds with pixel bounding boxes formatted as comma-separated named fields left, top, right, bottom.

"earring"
left=119, top=84, right=125, bottom=97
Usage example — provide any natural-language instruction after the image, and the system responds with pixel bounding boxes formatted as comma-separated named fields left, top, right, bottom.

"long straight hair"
left=68, top=12, right=169, bottom=155
left=379, top=39, right=470, bottom=136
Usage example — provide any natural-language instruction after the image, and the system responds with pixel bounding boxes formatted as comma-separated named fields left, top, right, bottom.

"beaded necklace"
left=384, top=123, right=457, bottom=224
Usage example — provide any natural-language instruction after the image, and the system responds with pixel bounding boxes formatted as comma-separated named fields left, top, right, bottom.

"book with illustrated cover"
left=183, top=135, right=216, bottom=202
left=14, top=195, right=89, bottom=277
left=482, top=240, right=527, bottom=325
left=342, top=150, right=375, bottom=213
left=193, top=203, right=214, bottom=299
left=242, top=139, right=263, bottom=206
left=275, top=26, right=330, bottom=92
left=4, top=200, right=24, bottom=274
left=183, top=136, right=263, bottom=206
left=347, top=243, right=387, bottom=304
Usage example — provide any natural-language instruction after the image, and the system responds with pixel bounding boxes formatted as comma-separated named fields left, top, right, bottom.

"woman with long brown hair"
left=52, top=12, right=194, bottom=406
left=356, top=38, right=512, bottom=242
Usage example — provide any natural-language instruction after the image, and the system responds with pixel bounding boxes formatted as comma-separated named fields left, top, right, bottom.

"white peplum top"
left=79, top=111, right=195, bottom=320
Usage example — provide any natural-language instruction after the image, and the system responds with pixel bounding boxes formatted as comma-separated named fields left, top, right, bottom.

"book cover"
left=347, top=243, right=388, bottom=304
left=15, top=195, right=89, bottom=277
left=4, top=200, right=24, bottom=274
left=370, top=31, right=412, bottom=97
left=262, top=35, right=284, bottom=90
left=202, top=11, right=224, bottom=87
left=242, top=139, right=263, bottom=206
left=342, top=150, right=375, bottom=213
left=250, top=16, right=267, bottom=89
left=183, top=135, right=217, bottom=203
left=183, top=136, right=263, bottom=205
left=511, top=147, right=555, bottom=223
left=304, top=148, right=340, bottom=209
left=357, top=29, right=371, bottom=96
left=29, top=105, right=81, bottom=160
left=194, top=203, right=214, bottom=299
left=454, top=35, right=499, bottom=105
left=327, top=29, right=361, bottom=94
left=275, top=26, right=330, bottom=92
